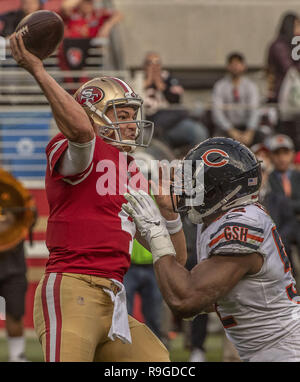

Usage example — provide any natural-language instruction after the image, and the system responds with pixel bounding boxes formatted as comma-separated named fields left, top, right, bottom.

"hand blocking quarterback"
left=122, top=190, right=176, bottom=263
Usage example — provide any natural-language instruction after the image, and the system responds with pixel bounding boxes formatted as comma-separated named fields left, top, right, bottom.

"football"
left=15, top=10, right=64, bottom=60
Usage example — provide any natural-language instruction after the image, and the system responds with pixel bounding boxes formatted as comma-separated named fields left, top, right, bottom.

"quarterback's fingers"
left=123, top=192, right=142, bottom=214
left=159, top=162, right=171, bottom=196
left=131, top=189, right=152, bottom=212
left=15, top=33, right=25, bottom=55
left=158, top=163, right=163, bottom=193
left=138, top=190, right=158, bottom=212
left=121, top=202, right=135, bottom=218
left=16, top=32, right=28, bottom=54
left=9, top=33, right=21, bottom=61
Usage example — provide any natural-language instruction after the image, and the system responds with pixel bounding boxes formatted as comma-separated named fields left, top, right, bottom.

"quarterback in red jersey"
left=10, top=33, right=187, bottom=362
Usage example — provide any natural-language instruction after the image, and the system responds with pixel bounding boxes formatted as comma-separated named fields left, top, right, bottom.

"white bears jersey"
left=196, top=203, right=300, bottom=362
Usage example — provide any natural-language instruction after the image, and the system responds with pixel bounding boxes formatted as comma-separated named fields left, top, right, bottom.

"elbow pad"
left=59, top=137, right=96, bottom=177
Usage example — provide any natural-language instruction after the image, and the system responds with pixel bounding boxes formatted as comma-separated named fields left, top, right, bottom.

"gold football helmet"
left=74, top=76, right=154, bottom=152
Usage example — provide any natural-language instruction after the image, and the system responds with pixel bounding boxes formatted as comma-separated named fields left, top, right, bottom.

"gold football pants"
left=33, top=272, right=170, bottom=362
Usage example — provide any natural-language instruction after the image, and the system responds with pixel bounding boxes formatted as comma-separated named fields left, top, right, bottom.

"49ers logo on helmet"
left=76, top=86, right=104, bottom=106
left=201, top=149, right=229, bottom=167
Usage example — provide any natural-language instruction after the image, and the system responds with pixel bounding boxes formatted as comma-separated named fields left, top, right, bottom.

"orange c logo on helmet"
left=201, top=149, right=229, bottom=167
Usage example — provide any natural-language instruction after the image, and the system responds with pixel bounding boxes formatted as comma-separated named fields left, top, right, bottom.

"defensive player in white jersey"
left=122, top=137, right=300, bottom=362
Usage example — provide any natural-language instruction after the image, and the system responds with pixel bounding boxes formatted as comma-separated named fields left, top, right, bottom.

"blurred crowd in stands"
left=0, top=0, right=123, bottom=87
left=1, top=0, right=300, bottom=363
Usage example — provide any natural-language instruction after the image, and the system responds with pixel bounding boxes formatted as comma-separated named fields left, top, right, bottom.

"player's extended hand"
left=150, top=162, right=179, bottom=220
left=122, top=189, right=176, bottom=263
left=9, top=33, right=43, bottom=75
left=122, top=189, right=166, bottom=242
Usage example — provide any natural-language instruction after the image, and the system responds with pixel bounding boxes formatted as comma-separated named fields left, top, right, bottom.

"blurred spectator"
left=0, top=0, right=43, bottom=37
left=143, top=51, right=184, bottom=114
left=60, top=0, right=123, bottom=40
left=294, top=151, right=300, bottom=171
left=58, top=0, right=123, bottom=86
left=251, top=142, right=272, bottom=173
left=259, top=158, right=299, bottom=272
left=267, top=13, right=300, bottom=151
left=267, top=134, right=300, bottom=223
left=212, top=52, right=262, bottom=147
left=143, top=51, right=208, bottom=152
left=266, top=134, right=300, bottom=278
left=266, top=12, right=300, bottom=103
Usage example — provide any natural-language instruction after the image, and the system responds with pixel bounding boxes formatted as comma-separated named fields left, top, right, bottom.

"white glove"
left=122, top=190, right=176, bottom=263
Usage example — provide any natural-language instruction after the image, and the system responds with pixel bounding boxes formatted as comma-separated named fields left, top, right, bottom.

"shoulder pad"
left=208, top=206, right=264, bottom=255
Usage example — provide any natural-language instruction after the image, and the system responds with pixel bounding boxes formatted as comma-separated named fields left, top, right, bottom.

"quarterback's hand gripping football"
left=122, top=190, right=176, bottom=263
left=9, top=33, right=43, bottom=75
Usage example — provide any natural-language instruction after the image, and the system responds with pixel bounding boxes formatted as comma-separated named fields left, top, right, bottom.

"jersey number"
left=272, top=227, right=300, bottom=304
left=272, top=227, right=291, bottom=273
left=216, top=226, right=300, bottom=328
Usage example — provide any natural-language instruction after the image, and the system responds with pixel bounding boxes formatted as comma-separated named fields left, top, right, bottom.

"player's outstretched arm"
left=153, top=253, right=261, bottom=319
left=9, top=33, right=94, bottom=143
left=122, top=189, right=262, bottom=319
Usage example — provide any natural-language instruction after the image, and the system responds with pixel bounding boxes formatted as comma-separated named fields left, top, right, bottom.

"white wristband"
left=165, top=215, right=183, bottom=235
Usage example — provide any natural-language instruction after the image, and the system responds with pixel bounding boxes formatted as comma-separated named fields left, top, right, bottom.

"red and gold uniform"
left=33, top=133, right=169, bottom=362
left=45, top=132, right=138, bottom=281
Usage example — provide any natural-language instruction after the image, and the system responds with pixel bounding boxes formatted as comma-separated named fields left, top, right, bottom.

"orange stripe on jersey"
left=209, top=232, right=263, bottom=248
left=247, top=234, right=264, bottom=243
left=209, top=233, right=225, bottom=248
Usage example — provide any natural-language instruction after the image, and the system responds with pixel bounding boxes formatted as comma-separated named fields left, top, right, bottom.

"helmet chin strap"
left=187, top=185, right=242, bottom=224
left=187, top=188, right=259, bottom=225
left=110, top=140, right=137, bottom=153
left=221, top=192, right=259, bottom=211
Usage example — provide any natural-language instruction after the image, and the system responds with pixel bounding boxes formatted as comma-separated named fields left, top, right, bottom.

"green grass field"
left=0, top=332, right=223, bottom=362
left=169, top=333, right=223, bottom=362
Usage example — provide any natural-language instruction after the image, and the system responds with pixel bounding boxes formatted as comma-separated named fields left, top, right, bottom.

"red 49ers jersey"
left=45, top=133, right=148, bottom=282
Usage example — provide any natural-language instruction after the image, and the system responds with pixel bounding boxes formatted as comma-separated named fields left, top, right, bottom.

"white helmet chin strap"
left=221, top=192, right=259, bottom=211
left=110, top=140, right=137, bottom=153
left=187, top=187, right=259, bottom=224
